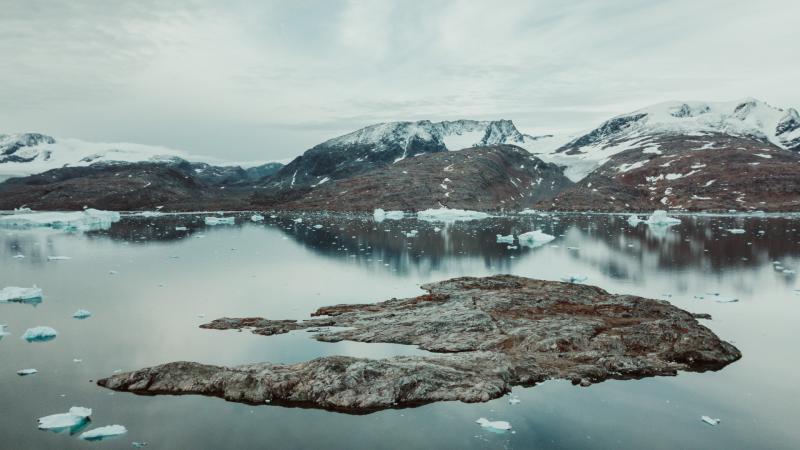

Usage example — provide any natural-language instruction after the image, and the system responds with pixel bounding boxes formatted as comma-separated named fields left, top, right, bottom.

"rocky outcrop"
left=539, top=133, right=800, bottom=212
left=255, top=145, right=572, bottom=211
left=98, top=275, right=740, bottom=413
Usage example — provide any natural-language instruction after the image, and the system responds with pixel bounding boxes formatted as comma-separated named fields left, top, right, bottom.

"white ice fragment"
left=518, top=230, right=555, bottom=248
left=646, top=210, right=681, bottom=225
left=204, top=216, right=235, bottom=225
left=175, top=226, right=187, bottom=231
left=0, top=209, right=120, bottom=231
left=250, top=214, right=265, bottom=222
left=496, top=234, right=515, bottom=244
left=13, top=254, right=24, bottom=259
left=17, top=368, right=38, bottom=376
left=21, top=326, right=58, bottom=342
left=627, top=214, right=643, bottom=226
left=417, top=208, right=489, bottom=223
left=701, top=416, right=720, bottom=426
left=79, top=424, right=127, bottom=441
left=38, top=406, right=92, bottom=431
left=0, top=324, right=9, bottom=338
left=313, top=224, right=323, bottom=229
left=72, top=309, right=92, bottom=319
left=508, top=397, right=521, bottom=405
left=476, top=418, right=512, bottom=431
left=727, top=228, right=746, bottom=234
left=0, top=286, right=43, bottom=303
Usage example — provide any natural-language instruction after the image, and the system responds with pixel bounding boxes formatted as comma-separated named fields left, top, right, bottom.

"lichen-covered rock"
left=98, top=275, right=740, bottom=413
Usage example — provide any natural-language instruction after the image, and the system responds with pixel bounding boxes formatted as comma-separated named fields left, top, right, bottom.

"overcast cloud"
left=1, top=0, right=797, bottom=161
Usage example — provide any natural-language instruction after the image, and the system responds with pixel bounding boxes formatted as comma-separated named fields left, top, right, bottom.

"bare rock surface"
left=98, top=275, right=740, bottom=413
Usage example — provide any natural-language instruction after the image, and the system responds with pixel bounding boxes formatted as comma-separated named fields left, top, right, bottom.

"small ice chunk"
left=627, top=214, right=643, bottom=226
left=715, top=298, right=739, bottom=304
left=204, top=216, right=235, bottom=225
left=727, top=228, right=746, bottom=234
left=132, top=442, right=149, bottom=448
left=38, top=406, right=92, bottom=432
left=496, top=234, right=515, bottom=244
left=73, top=309, right=92, bottom=319
left=373, top=208, right=386, bottom=222
left=13, top=254, right=25, bottom=259
left=21, top=326, right=58, bottom=342
left=0, top=286, right=43, bottom=303
left=476, top=418, right=512, bottom=431
left=175, top=226, right=188, bottom=231
left=561, top=275, right=588, bottom=283
left=417, top=208, right=489, bottom=223
left=518, top=230, right=555, bottom=248
left=79, top=425, right=127, bottom=441
left=47, top=256, right=72, bottom=261
left=313, top=224, right=323, bottom=229
left=0, top=324, right=9, bottom=338
left=701, top=416, right=720, bottom=426
left=250, top=214, right=265, bottom=222
left=646, top=210, right=681, bottom=225
left=17, top=368, right=38, bottom=376
left=508, top=397, right=521, bottom=405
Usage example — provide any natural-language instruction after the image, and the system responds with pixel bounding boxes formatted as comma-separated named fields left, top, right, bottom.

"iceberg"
left=38, top=406, right=92, bottom=433
left=250, top=214, right=264, bottom=222
left=518, top=230, right=555, bottom=248
left=476, top=418, right=512, bottom=431
left=0, top=286, right=43, bottom=303
left=496, top=234, right=515, bottom=244
left=0, top=209, right=120, bottom=232
left=204, top=216, right=235, bottom=225
left=701, top=416, right=720, bottom=426
left=627, top=214, right=643, bottom=226
left=417, top=208, right=489, bottom=223
left=73, top=309, right=92, bottom=319
left=646, top=210, right=681, bottom=225
left=79, top=424, right=127, bottom=441
left=373, top=209, right=405, bottom=222
left=17, top=368, right=38, bottom=376
left=21, top=326, right=58, bottom=342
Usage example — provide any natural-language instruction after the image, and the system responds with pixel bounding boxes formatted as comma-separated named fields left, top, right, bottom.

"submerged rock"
left=98, top=275, right=741, bottom=413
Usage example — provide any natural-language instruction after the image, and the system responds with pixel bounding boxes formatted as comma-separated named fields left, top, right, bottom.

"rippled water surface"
left=2, top=211, right=799, bottom=449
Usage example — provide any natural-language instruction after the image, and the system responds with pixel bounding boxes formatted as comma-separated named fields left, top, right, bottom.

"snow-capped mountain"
left=536, top=98, right=800, bottom=181
left=268, top=119, right=550, bottom=189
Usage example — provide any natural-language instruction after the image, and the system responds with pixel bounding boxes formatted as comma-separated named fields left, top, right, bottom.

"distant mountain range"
left=2, top=98, right=799, bottom=212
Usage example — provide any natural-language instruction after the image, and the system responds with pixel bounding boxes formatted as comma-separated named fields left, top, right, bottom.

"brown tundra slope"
left=537, top=133, right=800, bottom=212
left=254, top=145, right=572, bottom=211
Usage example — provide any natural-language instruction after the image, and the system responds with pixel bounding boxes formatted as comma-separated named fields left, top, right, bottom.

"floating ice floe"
left=132, top=442, right=149, bottom=448
left=72, top=309, right=92, bottom=319
left=727, top=228, right=746, bottom=234
left=0, top=286, right=43, bottom=303
left=373, top=209, right=405, bottom=222
left=715, top=298, right=739, bottom=304
left=38, top=406, right=92, bottom=432
left=250, top=214, right=264, bottom=222
left=313, top=224, right=323, bottom=229
left=627, top=214, right=644, bottom=226
left=496, top=234, right=515, bottom=244
left=518, top=230, right=555, bottom=248
left=47, top=256, right=72, bottom=261
left=175, top=226, right=188, bottom=231
left=79, top=424, right=127, bottom=441
left=17, top=368, right=38, bottom=376
left=476, top=418, right=512, bottom=432
left=204, top=216, right=235, bottom=226
left=0, top=324, right=9, bottom=339
left=646, top=210, right=681, bottom=226
left=13, top=254, right=25, bottom=259
left=417, top=208, right=489, bottom=223
left=561, top=275, right=588, bottom=283
left=0, top=209, right=120, bottom=232
left=21, top=326, right=58, bottom=343
left=508, top=396, right=521, bottom=405
left=701, top=416, right=720, bottom=426
left=135, top=211, right=162, bottom=218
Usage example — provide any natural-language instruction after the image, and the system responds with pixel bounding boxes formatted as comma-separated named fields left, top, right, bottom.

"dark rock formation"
left=98, top=275, right=740, bottom=413
left=255, top=145, right=572, bottom=211
left=539, top=133, right=800, bottom=212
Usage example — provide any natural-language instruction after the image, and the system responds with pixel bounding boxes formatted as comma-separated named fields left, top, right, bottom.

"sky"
left=1, top=0, right=798, bottom=162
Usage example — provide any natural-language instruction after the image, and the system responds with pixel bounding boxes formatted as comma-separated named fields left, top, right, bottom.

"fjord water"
left=1, top=212, right=799, bottom=449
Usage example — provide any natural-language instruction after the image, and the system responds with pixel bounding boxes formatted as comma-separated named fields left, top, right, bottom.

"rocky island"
left=98, top=275, right=741, bottom=413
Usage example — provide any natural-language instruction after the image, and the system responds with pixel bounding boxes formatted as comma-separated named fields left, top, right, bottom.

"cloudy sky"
left=1, top=0, right=797, bottom=161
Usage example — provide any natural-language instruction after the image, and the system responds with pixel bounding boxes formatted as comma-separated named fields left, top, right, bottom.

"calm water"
left=1, top=211, right=799, bottom=449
